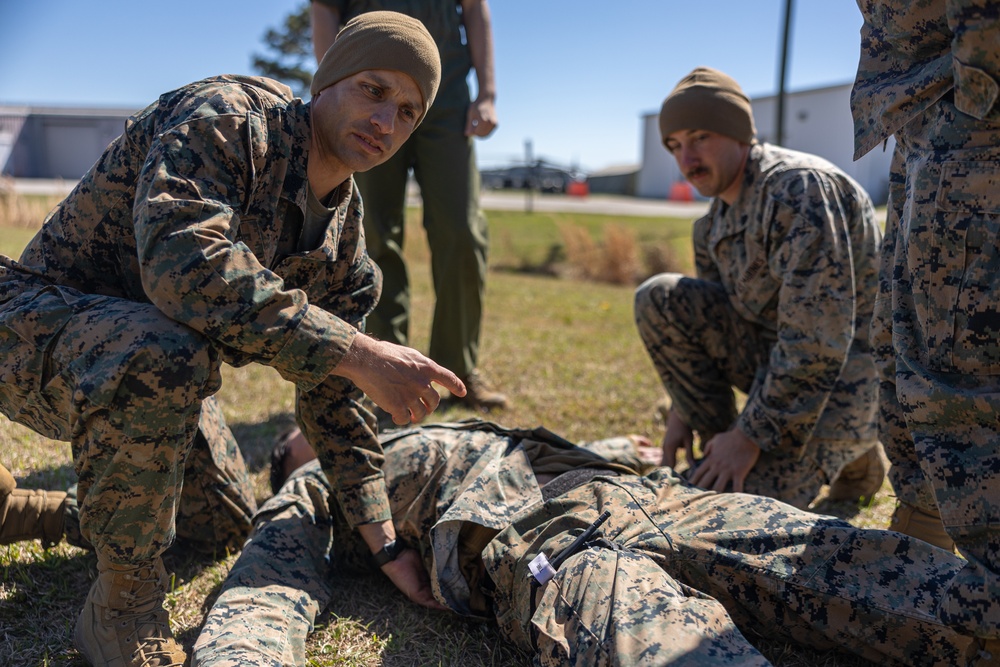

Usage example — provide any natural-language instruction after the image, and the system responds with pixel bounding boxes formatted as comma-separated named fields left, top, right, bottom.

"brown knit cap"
left=310, top=11, right=441, bottom=123
left=659, top=67, right=756, bottom=145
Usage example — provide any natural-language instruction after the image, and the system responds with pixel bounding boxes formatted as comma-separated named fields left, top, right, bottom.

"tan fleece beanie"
left=310, top=11, right=441, bottom=123
left=659, top=67, right=756, bottom=145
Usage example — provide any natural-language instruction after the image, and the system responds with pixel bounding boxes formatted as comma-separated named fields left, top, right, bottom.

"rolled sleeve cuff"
left=271, top=305, right=358, bottom=391
left=335, top=477, right=392, bottom=528
left=736, top=401, right=785, bottom=453
left=954, top=59, right=999, bottom=120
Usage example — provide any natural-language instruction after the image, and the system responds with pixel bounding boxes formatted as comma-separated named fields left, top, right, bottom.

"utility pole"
left=776, top=0, right=794, bottom=146
left=524, top=139, right=534, bottom=214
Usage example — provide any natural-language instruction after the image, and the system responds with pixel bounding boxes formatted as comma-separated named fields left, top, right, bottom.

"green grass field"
left=0, top=200, right=892, bottom=666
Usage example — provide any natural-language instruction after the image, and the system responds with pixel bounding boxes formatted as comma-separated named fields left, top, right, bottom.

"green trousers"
left=355, top=104, right=489, bottom=377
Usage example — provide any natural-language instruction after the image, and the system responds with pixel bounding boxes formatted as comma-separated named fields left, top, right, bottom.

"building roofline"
left=640, top=79, right=853, bottom=119
left=0, top=103, right=138, bottom=117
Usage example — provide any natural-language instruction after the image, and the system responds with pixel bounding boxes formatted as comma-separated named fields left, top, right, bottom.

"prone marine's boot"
left=827, top=443, right=888, bottom=502
left=889, top=501, right=956, bottom=553
left=74, top=554, right=186, bottom=666
left=0, top=463, right=67, bottom=547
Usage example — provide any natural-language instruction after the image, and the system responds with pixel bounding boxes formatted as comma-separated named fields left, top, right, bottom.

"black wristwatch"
left=373, top=539, right=406, bottom=567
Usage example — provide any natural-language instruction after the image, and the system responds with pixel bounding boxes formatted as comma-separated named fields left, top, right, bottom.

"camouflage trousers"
left=485, top=469, right=976, bottom=667
left=0, top=282, right=256, bottom=563
left=872, top=94, right=1000, bottom=637
left=634, top=274, right=875, bottom=508
left=192, top=459, right=353, bottom=666
left=192, top=457, right=977, bottom=666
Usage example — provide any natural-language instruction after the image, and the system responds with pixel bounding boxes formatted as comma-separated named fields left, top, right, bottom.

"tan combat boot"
left=0, top=463, right=67, bottom=547
left=827, top=443, right=888, bottom=502
left=74, top=555, right=186, bottom=666
left=889, top=502, right=956, bottom=553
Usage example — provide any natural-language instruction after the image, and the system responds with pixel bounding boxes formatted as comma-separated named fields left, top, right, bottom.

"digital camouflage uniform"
left=634, top=143, right=882, bottom=509
left=851, top=0, right=1000, bottom=638
left=0, top=74, right=390, bottom=565
left=316, top=0, right=489, bottom=377
left=192, top=421, right=982, bottom=667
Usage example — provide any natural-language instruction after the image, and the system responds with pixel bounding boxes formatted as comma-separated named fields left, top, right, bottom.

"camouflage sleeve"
left=947, top=0, right=1000, bottom=120
left=293, top=179, right=390, bottom=527
left=132, top=107, right=356, bottom=392
left=296, top=376, right=391, bottom=527
left=735, top=171, right=863, bottom=452
left=691, top=215, right=721, bottom=281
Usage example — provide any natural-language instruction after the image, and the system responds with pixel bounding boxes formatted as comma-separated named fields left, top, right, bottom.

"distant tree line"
left=253, top=2, right=313, bottom=99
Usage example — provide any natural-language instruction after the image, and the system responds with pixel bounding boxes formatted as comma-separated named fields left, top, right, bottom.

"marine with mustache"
left=634, top=67, right=885, bottom=510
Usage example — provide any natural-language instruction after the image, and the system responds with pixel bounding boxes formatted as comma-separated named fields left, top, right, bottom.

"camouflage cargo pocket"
left=928, top=159, right=1000, bottom=374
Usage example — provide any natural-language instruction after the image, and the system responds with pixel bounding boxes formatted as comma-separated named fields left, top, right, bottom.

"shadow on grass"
left=18, top=461, right=77, bottom=491
left=229, top=412, right=298, bottom=475
left=316, top=572, right=530, bottom=667
left=0, top=546, right=91, bottom=666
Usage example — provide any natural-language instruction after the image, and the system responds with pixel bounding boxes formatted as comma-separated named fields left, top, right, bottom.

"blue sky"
left=0, top=1, right=864, bottom=173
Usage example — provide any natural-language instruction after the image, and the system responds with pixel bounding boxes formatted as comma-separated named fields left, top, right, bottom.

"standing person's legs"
left=354, top=143, right=413, bottom=347
left=411, top=113, right=488, bottom=380
left=411, top=109, right=504, bottom=408
left=888, top=100, right=1000, bottom=637
left=871, top=143, right=954, bottom=549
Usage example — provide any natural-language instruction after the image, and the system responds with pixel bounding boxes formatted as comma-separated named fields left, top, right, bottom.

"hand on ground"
left=661, top=410, right=695, bottom=468
left=687, top=429, right=760, bottom=493
left=382, top=548, right=448, bottom=610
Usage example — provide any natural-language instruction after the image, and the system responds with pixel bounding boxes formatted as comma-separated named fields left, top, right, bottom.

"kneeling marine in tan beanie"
left=312, top=10, right=442, bottom=124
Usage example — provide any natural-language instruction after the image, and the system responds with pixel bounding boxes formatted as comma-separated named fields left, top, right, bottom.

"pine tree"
left=252, top=2, right=313, bottom=98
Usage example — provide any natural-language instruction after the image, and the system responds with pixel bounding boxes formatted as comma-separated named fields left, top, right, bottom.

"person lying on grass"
left=193, top=419, right=996, bottom=667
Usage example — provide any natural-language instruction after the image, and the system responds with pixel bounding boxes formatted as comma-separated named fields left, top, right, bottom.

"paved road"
left=475, top=189, right=708, bottom=219
left=8, top=178, right=709, bottom=219
left=9, top=179, right=887, bottom=224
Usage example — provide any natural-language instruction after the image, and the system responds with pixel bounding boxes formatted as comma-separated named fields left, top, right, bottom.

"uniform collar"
left=283, top=98, right=313, bottom=213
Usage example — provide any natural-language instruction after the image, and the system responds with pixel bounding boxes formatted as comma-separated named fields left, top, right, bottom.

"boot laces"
left=107, top=568, right=183, bottom=667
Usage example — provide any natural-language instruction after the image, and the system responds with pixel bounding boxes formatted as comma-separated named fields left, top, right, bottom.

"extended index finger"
left=431, top=367, right=466, bottom=398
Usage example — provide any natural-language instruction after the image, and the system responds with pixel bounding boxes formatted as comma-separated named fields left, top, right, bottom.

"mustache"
left=686, top=166, right=708, bottom=179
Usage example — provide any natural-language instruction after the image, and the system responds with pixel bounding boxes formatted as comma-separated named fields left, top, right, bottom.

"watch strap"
left=373, top=539, right=405, bottom=567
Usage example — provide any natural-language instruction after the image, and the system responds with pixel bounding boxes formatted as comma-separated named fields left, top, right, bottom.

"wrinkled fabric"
left=634, top=143, right=880, bottom=506
left=195, top=421, right=974, bottom=666
left=852, top=0, right=1000, bottom=639
left=0, top=74, right=389, bottom=564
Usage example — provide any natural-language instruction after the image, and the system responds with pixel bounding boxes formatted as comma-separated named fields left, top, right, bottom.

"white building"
left=1, top=105, right=136, bottom=180
left=635, top=82, right=895, bottom=205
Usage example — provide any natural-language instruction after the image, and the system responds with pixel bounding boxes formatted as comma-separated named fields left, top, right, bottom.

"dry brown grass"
left=0, top=178, right=61, bottom=229
left=558, top=222, right=684, bottom=285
